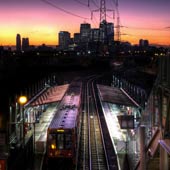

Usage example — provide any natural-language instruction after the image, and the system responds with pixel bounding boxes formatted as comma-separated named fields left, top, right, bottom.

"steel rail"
left=92, top=78, right=110, bottom=170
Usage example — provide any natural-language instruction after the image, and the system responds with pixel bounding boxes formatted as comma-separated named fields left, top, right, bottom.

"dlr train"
left=46, top=81, right=82, bottom=166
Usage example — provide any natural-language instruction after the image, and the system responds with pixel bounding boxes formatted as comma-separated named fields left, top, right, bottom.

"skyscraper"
left=106, top=22, right=114, bottom=44
left=74, top=33, right=81, bottom=44
left=90, top=28, right=100, bottom=42
left=99, top=20, right=114, bottom=44
left=139, top=39, right=149, bottom=47
left=80, top=23, right=91, bottom=43
left=16, top=34, right=21, bottom=52
left=22, top=38, right=29, bottom=51
left=59, top=31, right=71, bottom=50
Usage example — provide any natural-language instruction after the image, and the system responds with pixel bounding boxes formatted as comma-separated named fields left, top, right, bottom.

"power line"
left=73, top=0, right=89, bottom=7
left=41, top=0, right=89, bottom=20
left=72, top=0, right=99, bottom=27
left=91, top=0, right=99, bottom=8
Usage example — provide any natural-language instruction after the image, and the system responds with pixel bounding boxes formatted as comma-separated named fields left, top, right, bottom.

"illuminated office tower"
left=99, top=20, right=114, bottom=43
left=59, top=31, right=71, bottom=50
left=91, top=28, right=100, bottom=42
left=80, top=23, right=91, bottom=43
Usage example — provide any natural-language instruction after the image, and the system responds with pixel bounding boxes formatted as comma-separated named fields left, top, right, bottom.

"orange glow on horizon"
left=120, top=27, right=170, bottom=46
left=0, top=2, right=170, bottom=47
left=1, top=27, right=170, bottom=46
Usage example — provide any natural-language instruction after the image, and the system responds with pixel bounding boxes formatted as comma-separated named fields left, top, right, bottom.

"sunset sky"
left=0, top=0, right=170, bottom=46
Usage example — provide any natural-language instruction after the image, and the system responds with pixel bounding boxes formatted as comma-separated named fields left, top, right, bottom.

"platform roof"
left=97, top=84, right=139, bottom=107
left=27, top=84, right=69, bottom=106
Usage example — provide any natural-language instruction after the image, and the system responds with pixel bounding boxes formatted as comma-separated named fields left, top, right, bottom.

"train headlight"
left=51, top=144, right=56, bottom=149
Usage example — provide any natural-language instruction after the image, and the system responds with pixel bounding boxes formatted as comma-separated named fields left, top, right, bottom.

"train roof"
left=48, top=80, right=82, bottom=131
left=66, top=81, right=82, bottom=95
left=48, top=107, right=79, bottom=130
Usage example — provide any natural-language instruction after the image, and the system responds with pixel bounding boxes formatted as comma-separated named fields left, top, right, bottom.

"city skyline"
left=0, top=0, right=170, bottom=46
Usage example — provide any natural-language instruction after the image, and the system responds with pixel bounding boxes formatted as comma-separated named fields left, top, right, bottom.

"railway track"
left=78, top=76, right=109, bottom=170
left=88, top=77, right=108, bottom=170
left=42, top=75, right=118, bottom=170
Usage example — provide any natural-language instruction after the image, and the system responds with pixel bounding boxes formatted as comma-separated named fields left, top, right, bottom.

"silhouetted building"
left=80, top=23, right=91, bottom=43
left=74, top=33, right=81, bottom=44
left=59, top=31, right=71, bottom=50
left=99, top=20, right=114, bottom=44
left=91, top=28, right=100, bottom=42
left=16, top=34, right=21, bottom=52
left=22, top=37, right=29, bottom=51
left=0, top=46, right=4, bottom=51
left=99, top=20, right=107, bottom=43
left=139, top=39, right=149, bottom=47
left=106, top=22, right=114, bottom=44
left=37, top=44, right=53, bottom=51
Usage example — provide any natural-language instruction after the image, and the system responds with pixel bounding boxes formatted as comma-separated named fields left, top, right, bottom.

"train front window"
left=57, top=134, right=64, bottom=149
left=65, top=134, right=72, bottom=149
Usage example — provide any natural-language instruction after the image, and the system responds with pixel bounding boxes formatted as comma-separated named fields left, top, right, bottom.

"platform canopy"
left=26, top=84, right=69, bottom=107
left=97, top=84, right=139, bottom=107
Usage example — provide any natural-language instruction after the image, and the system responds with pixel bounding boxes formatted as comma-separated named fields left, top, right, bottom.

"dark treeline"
left=0, top=46, right=160, bottom=114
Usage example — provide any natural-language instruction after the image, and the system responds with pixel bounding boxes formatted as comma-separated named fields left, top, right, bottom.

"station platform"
left=34, top=103, right=57, bottom=153
left=97, top=84, right=141, bottom=169
left=102, top=102, right=128, bottom=170
left=16, top=102, right=58, bottom=170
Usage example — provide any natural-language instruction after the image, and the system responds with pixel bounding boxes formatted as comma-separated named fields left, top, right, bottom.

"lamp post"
left=18, top=96, right=27, bottom=148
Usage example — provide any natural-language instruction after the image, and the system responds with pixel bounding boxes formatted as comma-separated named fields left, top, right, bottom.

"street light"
left=18, top=96, right=28, bottom=148
left=18, top=96, right=27, bottom=105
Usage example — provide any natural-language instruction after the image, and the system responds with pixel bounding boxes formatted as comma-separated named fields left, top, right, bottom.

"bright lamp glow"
left=18, top=96, right=28, bottom=105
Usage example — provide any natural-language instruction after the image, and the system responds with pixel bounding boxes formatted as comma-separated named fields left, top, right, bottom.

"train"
left=46, top=81, right=82, bottom=165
